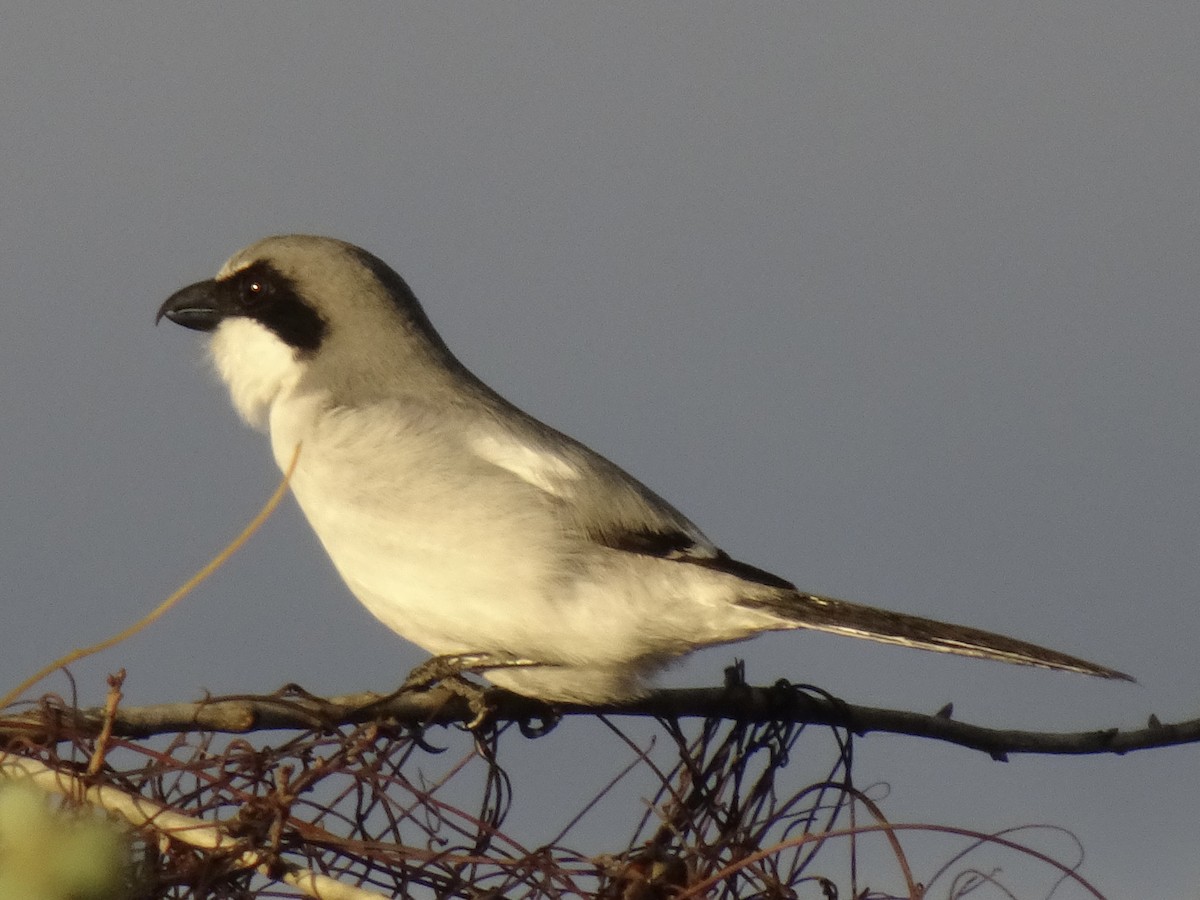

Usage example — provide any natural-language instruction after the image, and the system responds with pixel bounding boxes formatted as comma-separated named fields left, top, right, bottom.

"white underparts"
left=208, top=318, right=302, bottom=428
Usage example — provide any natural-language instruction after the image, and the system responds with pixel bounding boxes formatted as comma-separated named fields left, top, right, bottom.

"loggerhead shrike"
left=156, top=235, right=1130, bottom=702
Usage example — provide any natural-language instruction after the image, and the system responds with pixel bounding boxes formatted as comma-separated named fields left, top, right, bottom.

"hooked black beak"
left=155, top=279, right=224, bottom=331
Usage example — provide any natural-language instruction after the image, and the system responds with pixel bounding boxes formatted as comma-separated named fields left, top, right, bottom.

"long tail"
left=739, top=590, right=1133, bottom=681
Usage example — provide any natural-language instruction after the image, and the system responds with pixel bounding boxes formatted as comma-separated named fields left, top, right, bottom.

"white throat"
left=208, top=318, right=302, bottom=428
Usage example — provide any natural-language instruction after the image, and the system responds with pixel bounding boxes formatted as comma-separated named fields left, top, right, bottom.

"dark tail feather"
left=740, top=590, right=1133, bottom=681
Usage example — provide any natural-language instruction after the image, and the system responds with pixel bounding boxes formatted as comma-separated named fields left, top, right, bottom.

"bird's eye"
left=241, top=275, right=274, bottom=303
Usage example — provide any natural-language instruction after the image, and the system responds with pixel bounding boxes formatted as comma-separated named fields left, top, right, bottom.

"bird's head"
left=157, top=235, right=461, bottom=426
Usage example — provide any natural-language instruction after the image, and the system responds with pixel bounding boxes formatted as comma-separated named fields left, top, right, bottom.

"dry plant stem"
left=677, top=822, right=1106, bottom=900
left=0, top=443, right=301, bottom=711
left=849, top=790, right=919, bottom=899
left=0, top=754, right=388, bottom=900
left=86, top=669, right=124, bottom=776
left=2, top=683, right=1187, bottom=760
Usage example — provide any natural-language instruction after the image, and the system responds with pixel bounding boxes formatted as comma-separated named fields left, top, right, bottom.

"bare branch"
left=1, top=681, right=1185, bottom=760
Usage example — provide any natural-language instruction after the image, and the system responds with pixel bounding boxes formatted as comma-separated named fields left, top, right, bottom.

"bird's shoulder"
left=466, top=414, right=795, bottom=590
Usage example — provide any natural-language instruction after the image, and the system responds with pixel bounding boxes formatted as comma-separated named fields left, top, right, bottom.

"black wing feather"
left=603, top=527, right=796, bottom=590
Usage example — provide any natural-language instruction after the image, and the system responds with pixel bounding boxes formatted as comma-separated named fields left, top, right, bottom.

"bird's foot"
left=401, top=652, right=543, bottom=692
left=431, top=675, right=498, bottom=730
left=401, top=653, right=545, bottom=730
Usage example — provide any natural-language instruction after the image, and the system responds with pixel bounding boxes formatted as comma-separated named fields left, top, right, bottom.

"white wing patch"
left=471, top=432, right=582, bottom=498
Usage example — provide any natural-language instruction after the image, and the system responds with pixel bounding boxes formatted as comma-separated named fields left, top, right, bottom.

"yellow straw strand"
left=0, top=443, right=302, bottom=710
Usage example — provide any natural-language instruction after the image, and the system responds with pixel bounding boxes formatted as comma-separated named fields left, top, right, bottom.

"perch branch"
left=0, top=682, right=1187, bottom=761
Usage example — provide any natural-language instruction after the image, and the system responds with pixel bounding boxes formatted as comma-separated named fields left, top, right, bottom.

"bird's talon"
left=517, top=705, right=561, bottom=738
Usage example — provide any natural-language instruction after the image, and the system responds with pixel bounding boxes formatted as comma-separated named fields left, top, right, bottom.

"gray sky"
left=2, top=4, right=1197, bottom=895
